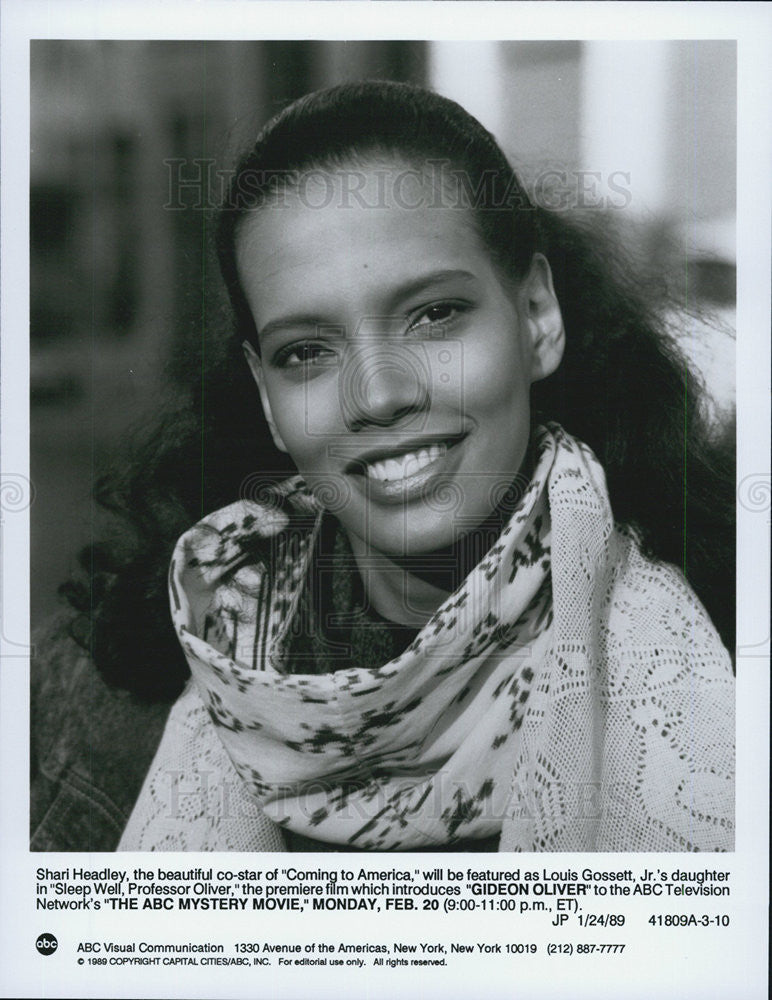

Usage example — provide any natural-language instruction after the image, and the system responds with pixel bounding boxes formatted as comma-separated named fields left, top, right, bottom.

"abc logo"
left=36, top=933, right=58, bottom=956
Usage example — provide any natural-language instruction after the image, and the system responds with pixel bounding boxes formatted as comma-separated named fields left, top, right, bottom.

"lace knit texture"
left=119, top=425, right=734, bottom=852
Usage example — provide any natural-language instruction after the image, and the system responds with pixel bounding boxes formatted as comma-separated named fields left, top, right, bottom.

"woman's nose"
left=340, top=339, right=430, bottom=432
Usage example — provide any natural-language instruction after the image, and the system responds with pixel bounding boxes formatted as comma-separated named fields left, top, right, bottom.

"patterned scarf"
left=119, top=422, right=735, bottom=852
left=156, top=426, right=573, bottom=849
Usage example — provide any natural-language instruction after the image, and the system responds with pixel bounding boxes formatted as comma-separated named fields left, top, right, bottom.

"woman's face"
left=236, top=164, right=563, bottom=558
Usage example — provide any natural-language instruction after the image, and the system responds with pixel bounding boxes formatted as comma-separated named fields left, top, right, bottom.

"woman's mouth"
left=365, top=442, right=447, bottom=483
left=345, top=435, right=466, bottom=502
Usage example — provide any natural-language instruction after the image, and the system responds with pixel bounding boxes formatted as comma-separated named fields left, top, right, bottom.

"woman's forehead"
left=234, top=166, right=486, bottom=304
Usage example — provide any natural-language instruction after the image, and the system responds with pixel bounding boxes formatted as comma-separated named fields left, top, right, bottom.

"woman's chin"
left=335, top=503, right=496, bottom=563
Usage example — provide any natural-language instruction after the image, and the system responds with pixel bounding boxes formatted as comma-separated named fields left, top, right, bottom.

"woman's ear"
left=242, top=340, right=289, bottom=453
left=522, top=253, right=565, bottom=382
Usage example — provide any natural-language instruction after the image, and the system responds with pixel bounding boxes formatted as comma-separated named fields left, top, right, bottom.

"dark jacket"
left=30, top=615, right=171, bottom=851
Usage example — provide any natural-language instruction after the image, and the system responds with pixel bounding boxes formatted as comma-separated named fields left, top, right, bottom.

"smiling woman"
left=32, top=81, right=734, bottom=853
left=236, top=166, right=561, bottom=603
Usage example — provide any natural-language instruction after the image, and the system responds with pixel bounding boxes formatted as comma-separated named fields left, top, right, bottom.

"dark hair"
left=61, top=81, right=735, bottom=700
left=215, top=80, right=538, bottom=345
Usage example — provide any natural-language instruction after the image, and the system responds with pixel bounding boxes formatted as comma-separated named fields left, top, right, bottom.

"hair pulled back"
left=62, top=81, right=735, bottom=700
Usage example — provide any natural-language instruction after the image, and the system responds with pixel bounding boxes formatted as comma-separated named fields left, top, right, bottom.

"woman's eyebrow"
left=386, top=269, right=478, bottom=306
left=257, top=269, right=478, bottom=342
left=258, top=314, right=339, bottom=342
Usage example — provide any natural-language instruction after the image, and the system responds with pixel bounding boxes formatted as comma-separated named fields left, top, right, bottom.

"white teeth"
left=365, top=443, right=446, bottom=483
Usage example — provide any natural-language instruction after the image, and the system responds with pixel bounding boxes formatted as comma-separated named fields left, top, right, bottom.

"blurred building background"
left=31, top=40, right=736, bottom=624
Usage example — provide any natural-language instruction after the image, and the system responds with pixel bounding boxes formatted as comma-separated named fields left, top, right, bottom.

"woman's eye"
left=409, top=301, right=463, bottom=332
left=274, top=343, right=336, bottom=368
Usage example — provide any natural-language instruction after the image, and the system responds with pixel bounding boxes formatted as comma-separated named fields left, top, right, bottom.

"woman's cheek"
left=275, top=381, right=337, bottom=469
left=460, top=346, right=529, bottom=414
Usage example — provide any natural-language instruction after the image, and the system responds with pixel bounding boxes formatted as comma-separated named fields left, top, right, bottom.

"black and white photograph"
left=1, top=3, right=769, bottom=998
left=28, top=37, right=736, bottom=855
